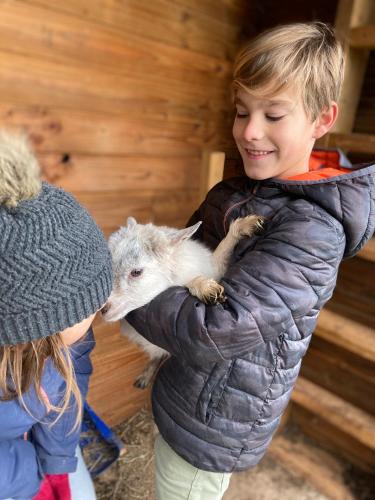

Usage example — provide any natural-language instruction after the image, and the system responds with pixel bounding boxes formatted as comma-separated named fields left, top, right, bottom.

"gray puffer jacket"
left=127, top=157, right=375, bottom=473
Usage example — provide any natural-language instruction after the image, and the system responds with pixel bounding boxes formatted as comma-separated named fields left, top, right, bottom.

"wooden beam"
left=316, top=308, right=375, bottom=363
left=331, top=0, right=374, bottom=133
left=39, top=154, right=201, bottom=192
left=331, top=48, right=370, bottom=133
left=0, top=1, right=232, bottom=87
left=291, top=377, right=375, bottom=472
left=327, top=132, right=375, bottom=154
left=350, top=24, right=375, bottom=48
left=358, top=237, right=375, bottom=262
left=24, top=0, right=244, bottom=60
left=199, top=150, right=225, bottom=203
left=0, top=50, right=229, bottom=116
left=269, top=435, right=356, bottom=500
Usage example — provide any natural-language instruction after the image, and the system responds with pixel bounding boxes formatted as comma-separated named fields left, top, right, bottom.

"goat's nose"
left=101, top=303, right=110, bottom=315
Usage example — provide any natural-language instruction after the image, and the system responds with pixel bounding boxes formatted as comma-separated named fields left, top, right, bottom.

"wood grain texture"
left=25, top=0, right=245, bottom=59
left=292, top=377, right=375, bottom=473
left=0, top=1, right=232, bottom=84
left=87, top=319, right=152, bottom=425
left=0, top=0, right=248, bottom=424
left=0, top=103, right=233, bottom=156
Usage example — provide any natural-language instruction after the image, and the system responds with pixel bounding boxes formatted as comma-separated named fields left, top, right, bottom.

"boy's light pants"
left=155, top=434, right=232, bottom=500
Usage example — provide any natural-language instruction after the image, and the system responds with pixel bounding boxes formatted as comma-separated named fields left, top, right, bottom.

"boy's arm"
left=127, top=208, right=345, bottom=364
left=0, top=439, right=42, bottom=498
left=30, top=328, right=95, bottom=475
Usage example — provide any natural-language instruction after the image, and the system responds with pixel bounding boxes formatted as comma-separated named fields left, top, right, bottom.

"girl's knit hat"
left=0, top=131, right=113, bottom=345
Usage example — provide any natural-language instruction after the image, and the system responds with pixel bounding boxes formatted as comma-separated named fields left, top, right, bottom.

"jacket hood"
left=270, top=150, right=375, bottom=258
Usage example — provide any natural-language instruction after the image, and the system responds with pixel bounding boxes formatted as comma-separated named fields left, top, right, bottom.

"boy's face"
left=232, top=87, right=326, bottom=180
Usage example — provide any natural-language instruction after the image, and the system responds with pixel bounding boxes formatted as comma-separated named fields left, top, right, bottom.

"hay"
left=94, top=408, right=156, bottom=500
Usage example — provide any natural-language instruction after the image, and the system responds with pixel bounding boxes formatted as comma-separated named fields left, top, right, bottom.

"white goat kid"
left=102, top=215, right=263, bottom=388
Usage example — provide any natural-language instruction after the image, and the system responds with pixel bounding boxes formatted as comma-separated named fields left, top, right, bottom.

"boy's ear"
left=313, top=102, right=338, bottom=139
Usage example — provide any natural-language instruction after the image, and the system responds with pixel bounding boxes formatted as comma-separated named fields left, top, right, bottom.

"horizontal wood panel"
left=152, top=0, right=246, bottom=26
left=292, top=405, right=375, bottom=473
left=0, top=50, right=230, bottom=115
left=316, top=309, right=375, bottom=363
left=39, top=154, right=201, bottom=192
left=74, top=189, right=199, bottom=236
left=27, top=0, right=245, bottom=59
left=269, top=435, right=357, bottom=500
left=292, top=377, right=375, bottom=448
left=350, top=24, right=375, bottom=49
left=358, top=237, right=375, bottom=262
left=328, top=132, right=375, bottom=154
left=0, top=2, right=232, bottom=87
left=329, top=258, right=375, bottom=327
left=302, top=344, right=375, bottom=415
left=0, top=0, right=246, bottom=425
left=0, top=103, right=233, bottom=156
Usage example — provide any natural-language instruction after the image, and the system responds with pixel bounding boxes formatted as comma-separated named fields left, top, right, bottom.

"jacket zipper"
left=222, top=182, right=260, bottom=234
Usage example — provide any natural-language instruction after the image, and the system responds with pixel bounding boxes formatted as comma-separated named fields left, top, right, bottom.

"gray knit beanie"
left=0, top=131, right=113, bottom=345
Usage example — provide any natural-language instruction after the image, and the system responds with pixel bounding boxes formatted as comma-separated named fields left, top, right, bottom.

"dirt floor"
left=93, top=409, right=374, bottom=500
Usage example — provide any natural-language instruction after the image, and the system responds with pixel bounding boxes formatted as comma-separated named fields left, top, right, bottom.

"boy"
left=127, top=22, right=375, bottom=499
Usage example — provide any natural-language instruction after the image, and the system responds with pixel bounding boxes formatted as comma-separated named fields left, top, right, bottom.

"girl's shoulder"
left=0, top=359, right=65, bottom=439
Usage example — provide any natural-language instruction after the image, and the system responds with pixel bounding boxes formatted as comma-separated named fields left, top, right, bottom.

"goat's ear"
left=126, top=216, right=137, bottom=229
left=170, top=221, right=202, bottom=245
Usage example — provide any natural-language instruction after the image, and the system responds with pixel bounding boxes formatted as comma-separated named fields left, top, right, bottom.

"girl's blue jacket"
left=0, top=328, right=95, bottom=499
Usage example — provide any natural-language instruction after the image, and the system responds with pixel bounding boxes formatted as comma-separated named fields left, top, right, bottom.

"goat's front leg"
left=213, top=215, right=264, bottom=277
left=186, top=215, right=263, bottom=305
left=134, top=353, right=170, bottom=389
left=186, top=276, right=226, bottom=304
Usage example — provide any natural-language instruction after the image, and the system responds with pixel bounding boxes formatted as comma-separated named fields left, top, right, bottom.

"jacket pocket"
left=196, top=361, right=233, bottom=425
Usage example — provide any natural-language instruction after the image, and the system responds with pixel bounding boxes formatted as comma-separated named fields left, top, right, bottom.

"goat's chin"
left=102, top=307, right=130, bottom=323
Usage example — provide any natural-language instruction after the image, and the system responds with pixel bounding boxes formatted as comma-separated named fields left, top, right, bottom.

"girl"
left=0, top=131, right=113, bottom=499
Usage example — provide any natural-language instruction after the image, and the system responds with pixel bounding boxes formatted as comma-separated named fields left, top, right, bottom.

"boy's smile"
left=232, top=87, right=327, bottom=180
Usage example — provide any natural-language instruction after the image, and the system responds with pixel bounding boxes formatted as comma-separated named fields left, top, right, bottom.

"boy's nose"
left=243, top=119, right=264, bottom=141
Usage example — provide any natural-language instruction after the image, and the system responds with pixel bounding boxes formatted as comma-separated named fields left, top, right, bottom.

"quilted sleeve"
left=127, top=206, right=345, bottom=364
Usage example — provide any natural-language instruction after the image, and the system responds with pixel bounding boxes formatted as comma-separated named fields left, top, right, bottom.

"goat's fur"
left=103, top=215, right=263, bottom=388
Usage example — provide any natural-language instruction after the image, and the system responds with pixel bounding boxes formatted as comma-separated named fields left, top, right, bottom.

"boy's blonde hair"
left=233, top=22, right=344, bottom=119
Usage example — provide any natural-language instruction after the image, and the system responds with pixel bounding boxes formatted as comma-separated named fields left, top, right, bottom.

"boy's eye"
left=266, top=115, right=284, bottom=122
left=235, top=109, right=248, bottom=118
left=130, top=268, right=143, bottom=278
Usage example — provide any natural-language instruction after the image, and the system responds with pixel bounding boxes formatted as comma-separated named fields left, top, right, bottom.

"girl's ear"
left=313, top=102, right=338, bottom=139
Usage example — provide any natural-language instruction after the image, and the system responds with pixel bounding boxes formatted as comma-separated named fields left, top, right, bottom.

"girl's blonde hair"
left=0, top=333, right=82, bottom=431
left=233, top=22, right=345, bottom=119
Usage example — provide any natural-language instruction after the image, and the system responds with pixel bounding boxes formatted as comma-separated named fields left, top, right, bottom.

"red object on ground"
left=33, top=474, right=71, bottom=500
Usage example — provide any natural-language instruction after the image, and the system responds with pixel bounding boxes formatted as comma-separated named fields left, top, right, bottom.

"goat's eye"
left=130, top=268, right=143, bottom=278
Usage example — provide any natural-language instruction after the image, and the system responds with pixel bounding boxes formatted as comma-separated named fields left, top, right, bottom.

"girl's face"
left=60, top=311, right=97, bottom=345
left=232, top=87, right=331, bottom=180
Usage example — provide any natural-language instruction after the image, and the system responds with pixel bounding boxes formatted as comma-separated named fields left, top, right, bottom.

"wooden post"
left=199, top=150, right=225, bottom=203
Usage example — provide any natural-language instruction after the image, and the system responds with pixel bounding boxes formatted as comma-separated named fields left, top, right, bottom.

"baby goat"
left=102, top=215, right=263, bottom=388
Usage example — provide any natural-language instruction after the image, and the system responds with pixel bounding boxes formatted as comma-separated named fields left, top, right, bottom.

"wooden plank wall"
left=354, top=51, right=375, bottom=135
left=0, top=0, right=250, bottom=424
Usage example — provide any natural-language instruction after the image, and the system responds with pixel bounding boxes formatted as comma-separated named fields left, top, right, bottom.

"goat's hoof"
left=202, top=281, right=226, bottom=305
left=187, top=277, right=226, bottom=305
left=134, top=376, right=149, bottom=390
left=230, top=215, right=265, bottom=238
